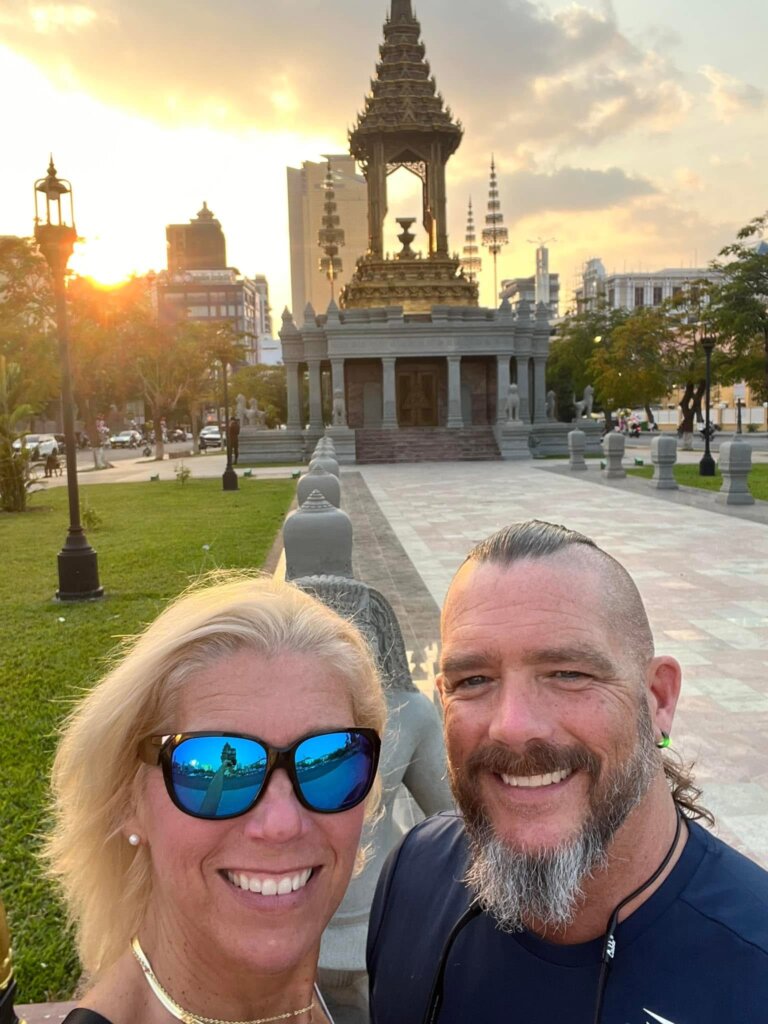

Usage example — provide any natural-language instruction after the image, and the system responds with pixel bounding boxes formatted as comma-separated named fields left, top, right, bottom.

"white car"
left=199, top=425, right=223, bottom=450
left=12, top=433, right=59, bottom=460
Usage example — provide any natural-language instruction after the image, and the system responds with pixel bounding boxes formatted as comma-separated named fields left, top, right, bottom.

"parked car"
left=11, top=433, right=59, bottom=460
left=199, top=425, right=223, bottom=450
left=170, top=428, right=189, bottom=443
left=109, top=429, right=142, bottom=448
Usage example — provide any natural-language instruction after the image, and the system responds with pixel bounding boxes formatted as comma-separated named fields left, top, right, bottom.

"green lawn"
left=627, top=462, right=768, bottom=499
left=0, top=478, right=294, bottom=1002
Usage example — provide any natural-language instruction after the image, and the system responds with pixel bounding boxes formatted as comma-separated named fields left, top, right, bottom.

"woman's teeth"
left=500, top=768, right=573, bottom=788
left=226, top=868, right=313, bottom=895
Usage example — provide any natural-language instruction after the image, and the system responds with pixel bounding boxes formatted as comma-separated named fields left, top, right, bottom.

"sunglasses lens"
left=170, top=736, right=268, bottom=819
left=295, top=731, right=377, bottom=812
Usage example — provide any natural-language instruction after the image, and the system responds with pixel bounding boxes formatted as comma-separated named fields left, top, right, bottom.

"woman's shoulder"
left=63, top=1010, right=115, bottom=1024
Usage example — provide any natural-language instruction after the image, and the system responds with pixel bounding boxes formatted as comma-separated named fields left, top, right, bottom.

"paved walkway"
left=350, top=459, right=768, bottom=870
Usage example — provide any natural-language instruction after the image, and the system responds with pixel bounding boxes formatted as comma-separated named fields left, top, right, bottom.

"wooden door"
left=397, top=370, right=438, bottom=426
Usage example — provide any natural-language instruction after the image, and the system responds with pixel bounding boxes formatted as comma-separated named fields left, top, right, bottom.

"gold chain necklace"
left=131, top=936, right=315, bottom=1024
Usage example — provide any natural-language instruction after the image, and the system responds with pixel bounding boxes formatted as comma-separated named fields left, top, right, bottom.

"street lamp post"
left=736, top=398, right=744, bottom=435
left=34, top=159, right=103, bottom=600
left=699, top=336, right=716, bottom=477
left=220, top=357, right=238, bottom=491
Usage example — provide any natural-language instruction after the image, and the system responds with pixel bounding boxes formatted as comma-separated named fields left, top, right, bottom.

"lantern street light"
left=34, top=158, right=103, bottom=600
left=699, top=336, right=716, bottom=477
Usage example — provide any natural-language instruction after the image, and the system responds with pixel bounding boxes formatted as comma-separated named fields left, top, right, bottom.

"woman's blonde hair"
left=43, top=573, right=386, bottom=981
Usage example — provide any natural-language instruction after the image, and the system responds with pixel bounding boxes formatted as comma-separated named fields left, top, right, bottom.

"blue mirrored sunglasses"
left=138, top=728, right=381, bottom=820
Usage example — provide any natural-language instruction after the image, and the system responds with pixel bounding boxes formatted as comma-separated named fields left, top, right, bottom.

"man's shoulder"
left=397, top=810, right=468, bottom=859
left=683, top=822, right=768, bottom=955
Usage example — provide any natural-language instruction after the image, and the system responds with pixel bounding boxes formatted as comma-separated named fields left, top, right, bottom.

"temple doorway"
left=397, top=366, right=439, bottom=426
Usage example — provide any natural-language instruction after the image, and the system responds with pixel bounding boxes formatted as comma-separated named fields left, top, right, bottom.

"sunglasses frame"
left=138, top=728, right=381, bottom=820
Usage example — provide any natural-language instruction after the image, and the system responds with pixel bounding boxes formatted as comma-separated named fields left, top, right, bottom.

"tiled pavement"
left=347, top=460, right=768, bottom=870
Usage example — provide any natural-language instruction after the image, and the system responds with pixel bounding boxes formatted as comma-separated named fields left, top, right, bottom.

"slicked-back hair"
left=461, top=520, right=714, bottom=827
left=465, top=520, right=654, bottom=669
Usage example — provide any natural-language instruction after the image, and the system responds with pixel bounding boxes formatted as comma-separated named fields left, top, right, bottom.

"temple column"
left=431, top=143, right=449, bottom=256
left=446, top=355, right=463, bottom=427
left=496, top=355, right=511, bottom=425
left=517, top=357, right=531, bottom=423
left=369, top=141, right=387, bottom=258
left=307, top=359, right=323, bottom=430
left=533, top=356, right=548, bottom=424
left=331, top=358, right=347, bottom=423
left=286, top=362, right=302, bottom=430
left=381, top=356, right=397, bottom=429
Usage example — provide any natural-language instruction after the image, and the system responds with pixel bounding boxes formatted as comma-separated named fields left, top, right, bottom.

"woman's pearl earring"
left=128, top=833, right=141, bottom=847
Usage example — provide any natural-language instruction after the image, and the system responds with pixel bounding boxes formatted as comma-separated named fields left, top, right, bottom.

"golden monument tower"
left=340, top=0, right=478, bottom=312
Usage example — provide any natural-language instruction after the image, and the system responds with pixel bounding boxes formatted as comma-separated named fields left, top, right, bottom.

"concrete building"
left=166, top=203, right=226, bottom=273
left=501, top=246, right=560, bottom=318
left=159, top=205, right=275, bottom=365
left=287, top=157, right=368, bottom=325
left=575, top=258, right=723, bottom=313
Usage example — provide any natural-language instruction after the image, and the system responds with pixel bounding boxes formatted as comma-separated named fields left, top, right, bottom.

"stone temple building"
left=251, top=0, right=560, bottom=464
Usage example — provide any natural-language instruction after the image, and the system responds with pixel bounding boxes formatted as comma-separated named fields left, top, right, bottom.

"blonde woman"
left=45, top=576, right=386, bottom=1024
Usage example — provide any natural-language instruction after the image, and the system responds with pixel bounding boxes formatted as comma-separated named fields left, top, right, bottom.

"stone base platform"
left=238, top=428, right=304, bottom=464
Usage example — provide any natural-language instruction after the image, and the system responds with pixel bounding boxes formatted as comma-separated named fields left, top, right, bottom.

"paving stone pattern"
left=356, top=460, right=768, bottom=869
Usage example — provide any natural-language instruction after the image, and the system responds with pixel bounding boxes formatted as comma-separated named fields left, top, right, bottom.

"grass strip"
left=0, top=477, right=294, bottom=1001
left=627, top=462, right=768, bottom=498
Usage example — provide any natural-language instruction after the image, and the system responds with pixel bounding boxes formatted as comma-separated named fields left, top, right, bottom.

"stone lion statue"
left=573, top=384, right=594, bottom=420
left=505, top=383, right=521, bottom=424
left=244, top=397, right=267, bottom=428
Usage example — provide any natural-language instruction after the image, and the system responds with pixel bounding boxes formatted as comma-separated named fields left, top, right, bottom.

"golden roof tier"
left=342, top=0, right=478, bottom=311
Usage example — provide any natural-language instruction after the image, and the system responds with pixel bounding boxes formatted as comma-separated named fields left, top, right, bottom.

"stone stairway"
left=355, top=426, right=501, bottom=463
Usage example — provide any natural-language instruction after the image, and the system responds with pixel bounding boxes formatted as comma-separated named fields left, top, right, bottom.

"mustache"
left=460, top=740, right=601, bottom=780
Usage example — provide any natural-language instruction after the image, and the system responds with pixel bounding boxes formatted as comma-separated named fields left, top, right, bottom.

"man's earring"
left=656, top=732, right=671, bottom=749
left=128, top=833, right=141, bottom=847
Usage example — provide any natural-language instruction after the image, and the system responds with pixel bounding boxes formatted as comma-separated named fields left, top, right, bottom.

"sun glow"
left=69, top=237, right=143, bottom=287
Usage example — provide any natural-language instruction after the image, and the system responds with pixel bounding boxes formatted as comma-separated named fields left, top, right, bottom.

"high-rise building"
left=158, top=203, right=274, bottom=365
left=287, top=156, right=367, bottom=323
left=501, top=244, right=560, bottom=318
left=166, top=202, right=227, bottom=273
left=574, top=260, right=723, bottom=313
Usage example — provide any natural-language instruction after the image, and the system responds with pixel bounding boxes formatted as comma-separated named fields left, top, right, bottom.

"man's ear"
left=645, top=656, right=682, bottom=738
left=435, top=673, right=447, bottom=707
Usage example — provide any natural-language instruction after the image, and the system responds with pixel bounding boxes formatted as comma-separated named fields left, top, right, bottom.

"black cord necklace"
left=420, top=810, right=685, bottom=1024
left=592, top=809, right=684, bottom=1024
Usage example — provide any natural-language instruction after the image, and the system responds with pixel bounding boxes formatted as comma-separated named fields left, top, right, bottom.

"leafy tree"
left=547, top=305, right=629, bottom=425
left=0, top=236, right=59, bottom=415
left=709, top=212, right=768, bottom=400
left=0, top=357, right=35, bottom=512
left=229, top=364, right=287, bottom=427
left=588, top=306, right=671, bottom=426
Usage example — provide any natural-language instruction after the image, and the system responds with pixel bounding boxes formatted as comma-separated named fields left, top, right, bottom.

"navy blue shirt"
left=368, top=812, right=768, bottom=1024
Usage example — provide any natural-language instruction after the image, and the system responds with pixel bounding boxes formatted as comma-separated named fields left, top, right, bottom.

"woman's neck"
left=134, top=921, right=320, bottom=1024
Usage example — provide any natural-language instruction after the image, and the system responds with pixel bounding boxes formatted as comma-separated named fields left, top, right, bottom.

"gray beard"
left=462, top=702, right=658, bottom=933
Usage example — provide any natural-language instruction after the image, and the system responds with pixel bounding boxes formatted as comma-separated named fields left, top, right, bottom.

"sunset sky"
left=2, top=0, right=767, bottom=315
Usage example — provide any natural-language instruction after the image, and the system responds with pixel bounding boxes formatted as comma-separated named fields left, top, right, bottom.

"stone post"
left=297, top=464, right=341, bottom=507
left=285, top=362, right=302, bottom=430
left=307, top=359, right=323, bottom=431
left=496, top=355, right=511, bottom=427
left=568, top=429, right=587, bottom=470
left=651, top=435, right=678, bottom=490
left=717, top=440, right=755, bottom=505
left=603, top=432, right=626, bottom=478
left=284, top=492, right=353, bottom=580
left=381, top=356, right=397, bottom=429
left=446, top=355, right=463, bottom=428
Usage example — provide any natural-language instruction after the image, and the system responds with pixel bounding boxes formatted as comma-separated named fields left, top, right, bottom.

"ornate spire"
left=318, top=162, right=345, bottom=302
left=390, top=0, right=415, bottom=21
left=349, top=2, right=461, bottom=158
left=482, top=157, right=509, bottom=304
left=461, top=198, right=482, bottom=283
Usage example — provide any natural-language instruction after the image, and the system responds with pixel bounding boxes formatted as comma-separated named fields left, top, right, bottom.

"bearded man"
left=367, top=520, right=768, bottom=1024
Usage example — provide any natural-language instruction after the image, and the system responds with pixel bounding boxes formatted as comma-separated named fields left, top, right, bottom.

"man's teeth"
left=226, top=868, right=313, bottom=895
left=500, top=768, right=572, bottom=788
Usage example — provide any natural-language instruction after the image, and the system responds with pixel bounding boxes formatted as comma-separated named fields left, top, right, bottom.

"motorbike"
left=142, top=443, right=152, bottom=457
